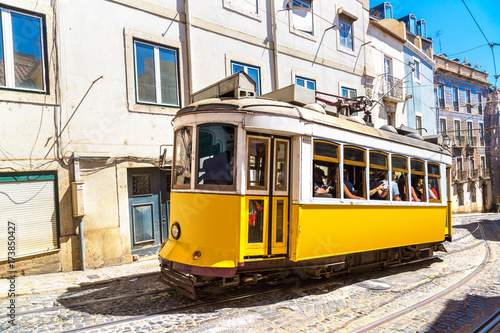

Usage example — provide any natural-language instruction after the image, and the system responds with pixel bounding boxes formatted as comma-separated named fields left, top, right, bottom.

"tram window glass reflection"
left=248, top=199, right=264, bottom=244
left=196, top=125, right=235, bottom=187
left=410, top=159, right=426, bottom=202
left=428, top=163, right=441, bottom=202
left=369, top=151, right=389, bottom=200
left=392, top=155, right=408, bottom=201
left=248, top=137, right=269, bottom=190
left=275, top=140, right=288, bottom=192
left=173, top=127, right=192, bottom=188
left=343, top=146, right=366, bottom=199
left=313, top=140, right=340, bottom=198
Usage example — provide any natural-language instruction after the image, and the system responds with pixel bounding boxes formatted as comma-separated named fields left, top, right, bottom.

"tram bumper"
left=159, top=263, right=197, bottom=300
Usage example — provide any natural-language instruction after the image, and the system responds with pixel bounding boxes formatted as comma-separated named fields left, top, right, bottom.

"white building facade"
left=0, top=0, right=375, bottom=275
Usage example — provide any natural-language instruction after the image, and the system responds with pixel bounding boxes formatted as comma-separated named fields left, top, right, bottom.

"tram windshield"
left=173, top=127, right=192, bottom=187
left=196, top=124, right=236, bottom=187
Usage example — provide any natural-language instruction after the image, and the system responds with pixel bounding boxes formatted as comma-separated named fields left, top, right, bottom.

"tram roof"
left=176, top=97, right=451, bottom=156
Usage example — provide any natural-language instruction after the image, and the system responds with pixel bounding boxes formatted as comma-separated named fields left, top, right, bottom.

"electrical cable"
left=461, top=0, right=498, bottom=85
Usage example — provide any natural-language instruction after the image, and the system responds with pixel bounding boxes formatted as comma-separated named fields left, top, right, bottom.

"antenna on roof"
left=435, top=30, right=443, bottom=54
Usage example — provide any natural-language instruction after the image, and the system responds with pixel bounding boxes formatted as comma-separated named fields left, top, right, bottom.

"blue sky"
left=370, top=0, right=500, bottom=86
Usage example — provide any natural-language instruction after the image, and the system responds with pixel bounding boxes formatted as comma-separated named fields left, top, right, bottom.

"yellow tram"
left=158, top=74, right=453, bottom=299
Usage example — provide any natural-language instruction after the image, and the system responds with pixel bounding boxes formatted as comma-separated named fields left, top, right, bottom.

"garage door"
left=0, top=173, right=59, bottom=260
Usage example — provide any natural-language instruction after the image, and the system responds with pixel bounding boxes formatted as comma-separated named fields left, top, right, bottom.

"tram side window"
left=428, top=163, right=441, bottom=202
left=343, top=146, right=366, bottom=199
left=369, top=151, right=389, bottom=200
left=392, top=155, right=408, bottom=201
left=196, top=124, right=235, bottom=187
left=313, top=141, right=340, bottom=198
left=248, top=137, right=270, bottom=190
left=173, top=127, right=192, bottom=187
left=410, top=159, right=426, bottom=202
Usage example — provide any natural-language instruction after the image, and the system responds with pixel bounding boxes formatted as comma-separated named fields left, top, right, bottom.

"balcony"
left=453, top=137, right=466, bottom=147
left=380, top=74, right=404, bottom=102
left=480, top=168, right=490, bottom=179
left=471, top=169, right=479, bottom=179
left=467, top=137, right=477, bottom=147
left=438, top=98, right=445, bottom=108
left=454, top=170, right=468, bottom=182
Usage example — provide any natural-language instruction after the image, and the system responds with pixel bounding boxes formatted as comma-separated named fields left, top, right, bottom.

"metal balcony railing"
left=458, top=170, right=468, bottom=181
left=481, top=168, right=490, bottom=178
left=380, top=74, right=404, bottom=101
left=480, top=137, right=485, bottom=146
left=438, top=98, right=445, bottom=108
left=453, top=137, right=466, bottom=147
left=471, top=169, right=479, bottom=179
left=467, top=137, right=477, bottom=147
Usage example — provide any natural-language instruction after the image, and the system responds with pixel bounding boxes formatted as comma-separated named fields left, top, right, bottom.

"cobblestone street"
left=1, top=214, right=499, bottom=332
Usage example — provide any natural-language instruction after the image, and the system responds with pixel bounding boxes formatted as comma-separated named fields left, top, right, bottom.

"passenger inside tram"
left=369, top=171, right=388, bottom=200
left=313, top=167, right=334, bottom=197
left=343, top=166, right=365, bottom=200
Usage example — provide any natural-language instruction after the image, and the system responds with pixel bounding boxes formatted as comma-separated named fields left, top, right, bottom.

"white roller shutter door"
left=0, top=175, right=58, bottom=260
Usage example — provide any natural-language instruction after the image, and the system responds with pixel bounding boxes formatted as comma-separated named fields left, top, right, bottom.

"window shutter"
left=0, top=178, right=58, bottom=260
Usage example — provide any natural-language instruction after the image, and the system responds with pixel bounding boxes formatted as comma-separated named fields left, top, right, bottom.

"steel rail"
left=350, top=224, right=493, bottom=333
left=471, top=308, right=500, bottom=333
left=0, top=287, right=167, bottom=319
left=62, top=287, right=284, bottom=333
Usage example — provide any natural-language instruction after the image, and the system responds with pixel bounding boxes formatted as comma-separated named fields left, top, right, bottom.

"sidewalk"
left=0, top=256, right=160, bottom=298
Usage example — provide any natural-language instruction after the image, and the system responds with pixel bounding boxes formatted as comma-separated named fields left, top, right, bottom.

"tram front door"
left=244, top=136, right=289, bottom=258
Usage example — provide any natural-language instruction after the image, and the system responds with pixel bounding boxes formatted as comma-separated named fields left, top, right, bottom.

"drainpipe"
left=73, top=157, right=85, bottom=271
left=270, top=0, right=279, bottom=90
left=184, top=0, right=193, bottom=103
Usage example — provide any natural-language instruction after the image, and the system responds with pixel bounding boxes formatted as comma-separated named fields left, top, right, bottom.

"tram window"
left=428, top=163, right=441, bottom=202
left=392, top=155, right=408, bottom=201
left=196, top=125, right=235, bottom=188
left=248, top=137, right=269, bottom=190
left=275, top=140, right=288, bottom=192
left=343, top=146, right=366, bottom=199
left=369, top=151, right=389, bottom=201
left=248, top=199, right=264, bottom=244
left=410, top=159, right=426, bottom=202
left=173, top=127, right=192, bottom=188
left=313, top=140, right=340, bottom=198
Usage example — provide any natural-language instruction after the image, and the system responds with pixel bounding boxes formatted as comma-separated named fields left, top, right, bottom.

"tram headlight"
left=171, top=222, right=181, bottom=240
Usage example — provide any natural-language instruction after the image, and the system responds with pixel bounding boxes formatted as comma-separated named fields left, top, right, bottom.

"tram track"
left=350, top=221, right=497, bottom=332
left=471, top=308, right=500, bottom=333
left=61, top=287, right=286, bottom=332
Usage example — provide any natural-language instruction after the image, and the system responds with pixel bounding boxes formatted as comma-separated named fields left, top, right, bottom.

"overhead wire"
left=461, top=0, right=498, bottom=85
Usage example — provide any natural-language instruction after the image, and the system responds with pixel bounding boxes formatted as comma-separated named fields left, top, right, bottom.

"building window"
left=479, top=123, right=484, bottom=146
left=384, top=3, right=393, bottom=19
left=134, top=40, right=180, bottom=107
left=387, top=111, right=395, bottom=126
left=466, top=89, right=471, bottom=113
left=339, top=18, right=353, bottom=50
left=231, top=61, right=261, bottom=95
left=439, top=118, right=447, bottom=134
left=0, top=8, right=47, bottom=92
left=417, top=20, right=427, bottom=38
left=413, top=60, right=420, bottom=80
left=292, top=0, right=313, bottom=35
left=452, top=87, right=459, bottom=111
left=341, top=87, right=357, bottom=98
left=454, top=120, right=461, bottom=141
left=416, top=116, right=422, bottom=135
left=409, top=14, right=417, bottom=34
left=295, top=76, right=316, bottom=90
left=458, top=189, right=464, bottom=206
left=437, top=84, right=445, bottom=108
left=478, top=93, right=483, bottom=114
left=467, top=121, right=473, bottom=143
